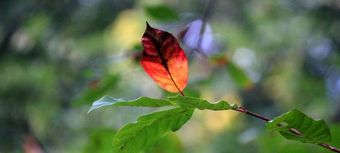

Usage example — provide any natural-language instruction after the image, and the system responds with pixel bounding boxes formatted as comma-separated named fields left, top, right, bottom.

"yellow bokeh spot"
left=107, top=10, right=145, bottom=53
left=201, top=92, right=242, bottom=133
left=204, top=110, right=238, bottom=133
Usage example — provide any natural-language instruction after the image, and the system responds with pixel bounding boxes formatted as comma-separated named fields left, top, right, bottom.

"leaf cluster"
left=89, top=96, right=333, bottom=152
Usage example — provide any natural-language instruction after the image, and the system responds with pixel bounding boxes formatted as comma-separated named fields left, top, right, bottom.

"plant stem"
left=189, top=0, right=216, bottom=57
left=179, top=90, right=185, bottom=96
left=232, top=106, right=340, bottom=153
left=233, top=106, right=270, bottom=122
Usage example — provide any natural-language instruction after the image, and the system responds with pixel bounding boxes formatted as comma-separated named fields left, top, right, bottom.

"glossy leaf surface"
left=141, top=22, right=188, bottom=94
left=87, top=96, right=172, bottom=113
left=112, top=108, right=193, bottom=153
left=267, top=109, right=332, bottom=144
left=168, top=95, right=238, bottom=110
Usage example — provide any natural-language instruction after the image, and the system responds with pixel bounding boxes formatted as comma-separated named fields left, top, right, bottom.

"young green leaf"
left=227, top=61, right=253, bottom=89
left=112, top=108, right=193, bottom=153
left=168, top=95, right=238, bottom=110
left=88, top=96, right=173, bottom=113
left=267, top=109, right=332, bottom=144
left=211, top=56, right=253, bottom=89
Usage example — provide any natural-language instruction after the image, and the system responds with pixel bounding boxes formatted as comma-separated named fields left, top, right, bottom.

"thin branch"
left=189, top=0, right=217, bottom=57
left=319, top=143, right=340, bottom=153
left=233, top=106, right=270, bottom=122
left=197, top=0, right=216, bottom=51
left=232, top=106, right=340, bottom=153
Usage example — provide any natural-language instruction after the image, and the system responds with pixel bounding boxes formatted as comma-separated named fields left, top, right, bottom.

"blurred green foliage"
left=0, top=0, right=340, bottom=153
left=145, top=4, right=179, bottom=22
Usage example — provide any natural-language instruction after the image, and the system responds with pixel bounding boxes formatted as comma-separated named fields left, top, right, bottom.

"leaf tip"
left=87, top=108, right=93, bottom=114
left=87, top=96, right=117, bottom=114
left=146, top=21, right=151, bottom=29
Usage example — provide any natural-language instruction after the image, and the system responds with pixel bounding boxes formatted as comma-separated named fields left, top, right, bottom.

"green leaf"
left=168, top=95, right=238, bottom=110
left=146, top=133, right=183, bottom=153
left=82, top=128, right=116, bottom=153
left=267, top=109, right=332, bottom=144
left=88, top=96, right=173, bottom=113
left=227, top=61, right=253, bottom=89
left=145, top=5, right=179, bottom=22
left=113, top=108, right=193, bottom=153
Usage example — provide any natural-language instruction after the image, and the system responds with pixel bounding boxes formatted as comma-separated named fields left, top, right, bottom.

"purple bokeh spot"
left=326, top=73, right=340, bottom=101
left=183, top=19, right=220, bottom=56
left=308, top=38, right=332, bottom=61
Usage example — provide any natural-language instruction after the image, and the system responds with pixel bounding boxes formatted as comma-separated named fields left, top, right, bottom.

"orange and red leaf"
left=140, top=22, right=188, bottom=95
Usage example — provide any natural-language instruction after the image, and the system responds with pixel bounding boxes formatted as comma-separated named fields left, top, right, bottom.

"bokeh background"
left=1, top=0, right=340, bottom=152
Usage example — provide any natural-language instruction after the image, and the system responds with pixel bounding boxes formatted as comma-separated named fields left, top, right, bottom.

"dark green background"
left=0, top=0, right=339, bottom=152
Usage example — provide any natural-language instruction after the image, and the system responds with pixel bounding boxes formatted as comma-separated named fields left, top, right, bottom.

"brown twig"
left=233, top=106, right=271, bottom=122
left=188, top=0, right=217, bottom=58
left=196, top=0, right=215, bottom=52
left=232, top=106, right=340, bottom=153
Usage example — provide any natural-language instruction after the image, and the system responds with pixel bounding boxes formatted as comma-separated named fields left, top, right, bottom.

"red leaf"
left=140, top=22, right=188, bottom=95
left=23, top=135, right=43, bottom=153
